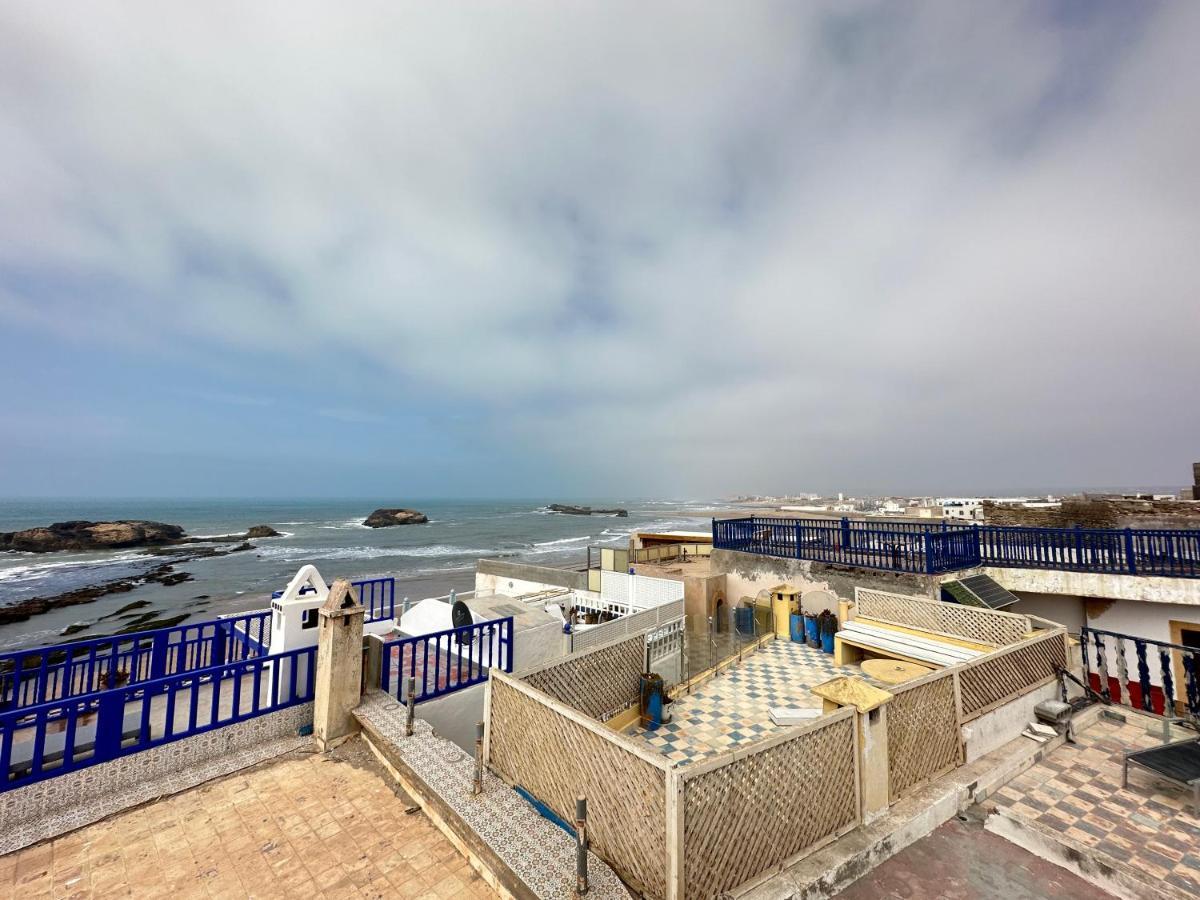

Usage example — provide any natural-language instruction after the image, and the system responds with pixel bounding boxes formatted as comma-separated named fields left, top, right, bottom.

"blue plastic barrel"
left=804, top=617, right=820, bottom=647
left=640, top=673, right=666, bottom=729
left=789, top=613, right=804, bottom=643
left=734, top=606, right=754, bottom=636
left=821, top=631, right=835, bottom=654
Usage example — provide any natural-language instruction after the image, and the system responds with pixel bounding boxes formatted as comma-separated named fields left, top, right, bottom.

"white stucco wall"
left=983, top=567, right=1200, bottom=607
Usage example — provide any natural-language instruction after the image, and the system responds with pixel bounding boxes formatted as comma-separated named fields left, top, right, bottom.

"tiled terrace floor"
left=837, top=814, right=1110, bottom=899
left=992, top=713, right=1200, bottom=898
left=0, top=740, right=497, bottom=900
left=633, top=639, right=881, bottom=765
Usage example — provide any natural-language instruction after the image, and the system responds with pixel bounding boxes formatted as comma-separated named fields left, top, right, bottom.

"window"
left=301, top=608, right=318, bottom=629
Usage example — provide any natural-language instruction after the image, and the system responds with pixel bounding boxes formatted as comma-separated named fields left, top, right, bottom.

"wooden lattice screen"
left=487, top=674, right=670, bottom=898
left=679, top=710, right=859, bottom=899
left=854, top=587, right=1030, bottom=646
left=958, top=628, right=1067, bottom=720
left=887, top=671, right=962, bottom=801
left=522, top=632, right=645, bottom=721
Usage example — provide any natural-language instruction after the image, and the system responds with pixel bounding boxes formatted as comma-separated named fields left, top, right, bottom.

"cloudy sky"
left=1, top=1, right=1197, bottom=499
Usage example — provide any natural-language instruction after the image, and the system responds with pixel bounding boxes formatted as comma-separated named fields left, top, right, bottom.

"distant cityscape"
left=730, top=487, right=1192, bottom=522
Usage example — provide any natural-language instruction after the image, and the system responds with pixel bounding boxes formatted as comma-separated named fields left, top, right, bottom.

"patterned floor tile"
left=992, top=714, right=1200, bottom=899
left=630, top=640, right=882, bottom=764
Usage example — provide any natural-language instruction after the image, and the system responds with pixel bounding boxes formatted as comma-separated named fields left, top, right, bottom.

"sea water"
left=0, top=498, right=721, bottom=650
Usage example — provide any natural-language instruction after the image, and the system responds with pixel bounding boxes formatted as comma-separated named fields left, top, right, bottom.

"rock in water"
left=0, top=520, right=186, bottom=553
left=546, top=504, right=629, bottom=517
left=245, top=525, right=281, bottom=538
left=363, top=508, right=429, bottom=528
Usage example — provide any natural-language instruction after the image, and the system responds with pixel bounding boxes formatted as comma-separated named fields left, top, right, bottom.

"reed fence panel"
left=853, top=588, right=1030, bottom=646
left=887, top=670, right=961, bottom=801
left=679, top=710, right=858, bottom=899
left=522, top=633, right=645, bottom=720
left=958, top=629, right=1067, bottom=720
left=487, top=675, right=668, bottom=898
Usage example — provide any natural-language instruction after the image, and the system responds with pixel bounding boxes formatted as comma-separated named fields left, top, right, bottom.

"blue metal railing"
left=712, top=516, right=979, bottom=574
left=0, top=645, right=316, bottom=791
left=1082, top=626, right=1200, bottom=719
left=381, top=617, right=513, bottom=704
left=0, top=612, right=272, bottom=717
left=2, top=576, right=398, bottom=718
left=979, top=526, right=1200, bottom=578
left=713, top=517, right=1200, bottom=579
left=271, top=576, right=396, bottom=622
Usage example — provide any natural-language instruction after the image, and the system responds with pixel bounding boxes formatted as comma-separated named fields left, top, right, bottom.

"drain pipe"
left=405, top=677, right=416, bottom=736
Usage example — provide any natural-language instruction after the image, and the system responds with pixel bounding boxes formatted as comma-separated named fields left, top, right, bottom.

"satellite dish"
left=452, top=599, right=475, bottom=644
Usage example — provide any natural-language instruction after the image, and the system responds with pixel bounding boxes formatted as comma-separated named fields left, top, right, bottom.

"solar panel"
left=942, top=574, right=1019, bottom=610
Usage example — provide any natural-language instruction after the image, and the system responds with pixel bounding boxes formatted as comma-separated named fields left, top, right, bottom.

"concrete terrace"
left=989, top=712, right=1200, bottom=898
left=0, top=739, right=498, bottom=900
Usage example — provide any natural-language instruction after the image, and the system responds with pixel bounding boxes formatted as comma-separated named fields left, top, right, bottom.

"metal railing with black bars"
left=713, top=517, right=1200, bottom=579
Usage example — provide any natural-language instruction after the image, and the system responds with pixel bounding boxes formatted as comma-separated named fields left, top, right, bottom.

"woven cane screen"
left=680, top=715, right=858, bottom=899
left=523, top=633, right=645, bottom=721
left=958, top=630, right=1067, bottom=720
left=488, top=677, right=668, bottom=898
left=887, top=673, right=961, bottom=801
left=854, top=588, right=1030, bottom=646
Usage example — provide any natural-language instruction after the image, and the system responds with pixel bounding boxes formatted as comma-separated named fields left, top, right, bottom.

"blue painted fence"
left=0, top=645, right=316, bottom=791
left=0, top=612, right=272, bottom=717
left=711, top=517, right=979, bottom=574
left=713, top=517, right=1200, bottom=579
left=2, top=576, right=398, bottom=720
left=381, top=617, right=514, bottom=704
left=979, top=526, right=1199, bottom=578
left=1082, top=626, right=1200, bottom=719
left=271, top=575, right=397, bottom=622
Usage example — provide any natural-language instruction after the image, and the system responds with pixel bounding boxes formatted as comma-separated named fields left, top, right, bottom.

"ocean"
left=0, top=498, right=722, bottom=651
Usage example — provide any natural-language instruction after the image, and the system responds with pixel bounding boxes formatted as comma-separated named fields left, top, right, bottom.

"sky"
left=1, top=1, right=1198, bottom=499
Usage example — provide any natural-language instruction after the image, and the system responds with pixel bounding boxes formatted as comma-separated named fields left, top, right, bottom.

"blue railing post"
left=923, top=532, right=934, bottom=574
left=94, top=689, right=125, bottom=762
left=1124, top=528, right=1137, bottom=575
left=840, top=518, right=851, bottom=551
left=149, top=632, right=169, bottom=680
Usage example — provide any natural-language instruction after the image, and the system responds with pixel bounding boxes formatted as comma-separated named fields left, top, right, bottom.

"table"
left=860, top=658, right=934, bottom=685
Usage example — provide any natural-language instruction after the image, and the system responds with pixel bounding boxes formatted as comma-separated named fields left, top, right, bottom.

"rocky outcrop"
left=363, top=508, right=429, bottom=528
left=546, top=504, right=629, bottom=517
left=245, top=525, right=281, bottom=538
left=0, top=520, right=186, bottom=554
left=0, top=542, right=253, bottom=626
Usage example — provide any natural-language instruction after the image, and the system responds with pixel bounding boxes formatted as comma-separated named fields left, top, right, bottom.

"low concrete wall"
left=961, top=681, right=1062, bottom=763
left=475, top=558, right=588, bottom=595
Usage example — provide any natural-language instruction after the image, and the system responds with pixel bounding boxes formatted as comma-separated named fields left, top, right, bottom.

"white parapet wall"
left=982, top=566, right=1200, bottom=607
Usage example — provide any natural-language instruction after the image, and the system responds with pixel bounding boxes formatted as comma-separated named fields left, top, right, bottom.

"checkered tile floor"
left=631, top=640, right=879, bottom=765
left=992, top=715, right=1200, bottom=898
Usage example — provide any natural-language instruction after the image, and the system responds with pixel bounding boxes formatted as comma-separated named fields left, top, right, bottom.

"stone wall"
left=710, top=548, right=941, bottom=610
left=983, top=498, right=1200, bottom=529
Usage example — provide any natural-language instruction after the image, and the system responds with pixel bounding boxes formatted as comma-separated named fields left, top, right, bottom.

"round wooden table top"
left=860, top=658, right=934, bottom=685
